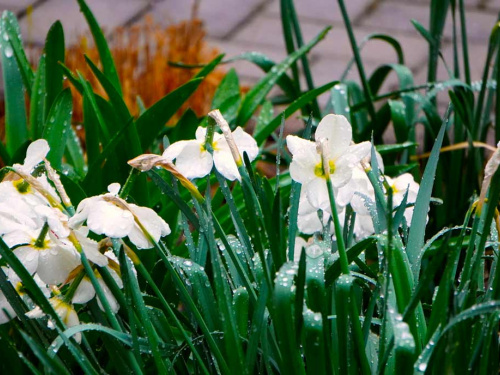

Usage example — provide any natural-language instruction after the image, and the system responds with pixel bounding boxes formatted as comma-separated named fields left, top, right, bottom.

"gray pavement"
left=1, top=0, right=499, bottom=94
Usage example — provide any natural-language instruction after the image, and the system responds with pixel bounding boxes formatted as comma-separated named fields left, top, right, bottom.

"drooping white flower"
left=72, top=251, right=122, bottom=313
left=14, top=139, right=50, bottom=174
left=286, top=114, right=370, bottom=211
left=26, top=296, right=81, bottom=342
left=0, top=267, right=17, bottom=324
left=385, top=173, right=420, bottom=224
left=0, top=272, right=51, bottom=325
left=162, top=126, right=258, bottom=181
left=3, top=229, right=80, bottom=286
left=68, top=183, right=170, bottom=249
left=297, top=190, right=333, bottom=235
left=293, top=237, right=307, bottom=262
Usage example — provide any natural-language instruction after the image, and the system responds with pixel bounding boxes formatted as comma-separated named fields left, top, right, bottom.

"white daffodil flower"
left=72, top=251, right=122, bottom=313
left=0, top=199, right=41, bottom=236
left=0, top=272, right=51, bottom=325
left=297, top=190, right=333, bottom=235
left=3, top=229, right=80, bottom=286
left=286, top=114, right=370, bottom=212
left=26, top=296, right=81, bottom=342
left=13, top=139, right=50, bottom=174
left=162, top=126, right=258, bottom=181
left=293, top=237, right=307, bottom=262
left=68, top=183, right=171, bottom=249
left=0, top=267, right=17, bottom=324
left=385, top=173, right=420, bottom=224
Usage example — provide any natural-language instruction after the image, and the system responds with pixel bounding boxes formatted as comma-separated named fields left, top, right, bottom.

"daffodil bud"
left=208, top=109, right=243, bottom=167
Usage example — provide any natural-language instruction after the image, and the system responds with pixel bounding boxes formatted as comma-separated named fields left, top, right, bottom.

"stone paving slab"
left=0, top=0, right=38, bottom=14
left=150, top=0, right=267, bottom=39
left=264, top=0, right=368, bottom=24
left=205, top=37, right=289, bottom=84
left=310, top=26, right=430, bottom=71
left=360, top=2, right=429, bottom=36
left=0, top=0, right=495, bottom=108
left=17, top=0, right=151, bottom=45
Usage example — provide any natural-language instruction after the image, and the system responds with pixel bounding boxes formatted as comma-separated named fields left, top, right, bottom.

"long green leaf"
left=237, top=27, right=331, bottom=126
left=1, top=11, right=33, bottom=94
left=44, top=21, right=65, bottom=122
left=406, top=111, right=450, bottom=278
left=76, top=0, right=121, bottom=94
left=0, top=13, right=27, bottom=156
left=137, top=78, right=203, bottom=150
left=254, top=81, right=336, bottom=144
left=42, top=88, right=73, bottom=169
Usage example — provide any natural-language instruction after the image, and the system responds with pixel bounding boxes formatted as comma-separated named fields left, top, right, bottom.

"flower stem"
left=317, top=138, right=349, bottom=274
left=326, top=178, right=349, bottom=275
left=34, top=222, right=50, bottom=248
left=205, top=116, right=216, bottom=151
left=119, top=168, right=140, bottom=200
left=63, top=271, right=86, bottom=302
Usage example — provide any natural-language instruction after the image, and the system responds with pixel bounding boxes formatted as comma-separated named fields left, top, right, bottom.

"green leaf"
left=212, top=68, right=241, bottom=125
left=19, top=331, right=70, bottom=375
left=169, top=108, right=199, bottom=142
left=0, top=11, right=34, bottom=94
left=375, top=141, right=417, bottom=155
left=327, top=83, right=351, bottom=122
left=137, top=78, right=203, bottom=150
left=64, top=124, right=85, bottom=177
left=30, top=55, right=47, bottom=140
left=237, top=27, right=331, bottom=126
left=325, top=237, right=377, bottom=287
left=254, top=80, right=336, bottom=144
left=44, top=21, right=65, bottom=122
left=406, top=112, right=449, bottom=278
left=254, top=100, right=274, bottom=137
left=0, top=13, right=28, bottom=156
left=272, top=262, right=306, bottom=374
left=168, top=256, right=220, bottom=332
left=42, top=88, right=73, bottom=169
left=76, top=0, right=121, bottom=94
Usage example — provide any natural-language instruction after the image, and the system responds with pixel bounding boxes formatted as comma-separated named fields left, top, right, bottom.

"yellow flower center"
left=32, top=238, right=50, bottom=250
left=314, top=160, right=336, bottom=179
left=14, top=179, right=31, bottom=194
left=200, top=141, right=219, bottom=152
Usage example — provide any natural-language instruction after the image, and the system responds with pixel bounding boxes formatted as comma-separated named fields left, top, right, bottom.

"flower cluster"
left=287, top=114, right=420, bottom=241
left=0, top=140, right=169, bottom=339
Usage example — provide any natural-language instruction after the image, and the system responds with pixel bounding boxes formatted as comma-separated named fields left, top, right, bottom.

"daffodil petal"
left=305, top=178, right=330, bottom=212
left=22, top=139, right=49, bottom=172
left=213, top=147, right=240, bottom=181
left=161, top=139, right=195, bottom=161
left=86, top=199, right=135, bottom=238
left=232, top=127, right=259, bottom=161
left=72, top=278, right=96, bottom=304
left=287, top=135, right=320, bottom=184
left=173, top=141, right=213, bottom=179
left=37, top=246, right=80, bottom=285
left=315, top=114, right=352, bottom=158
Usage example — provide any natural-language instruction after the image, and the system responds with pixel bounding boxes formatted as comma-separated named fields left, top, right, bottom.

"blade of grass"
left=237, top=27, right=331, bottom=126
left=254, top=81, right=337, bottom=145
left=76, top=0, right=121, bottom=94
left=42, top=88, right=73, bottom=169
left=406, top=109, right=450, bottom=278
left=0, top=13, right=27, bottom=156
left=43, top=21, right=65, bottom=122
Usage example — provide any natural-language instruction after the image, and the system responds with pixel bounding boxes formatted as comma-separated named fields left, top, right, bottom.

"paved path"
left=1, top=0, right=499, bottom=96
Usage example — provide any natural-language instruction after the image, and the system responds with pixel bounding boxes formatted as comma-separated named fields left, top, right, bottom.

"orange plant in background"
left=66, top=15, right=225, bottom=124
left=0, top=16, right=225, bottom=149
